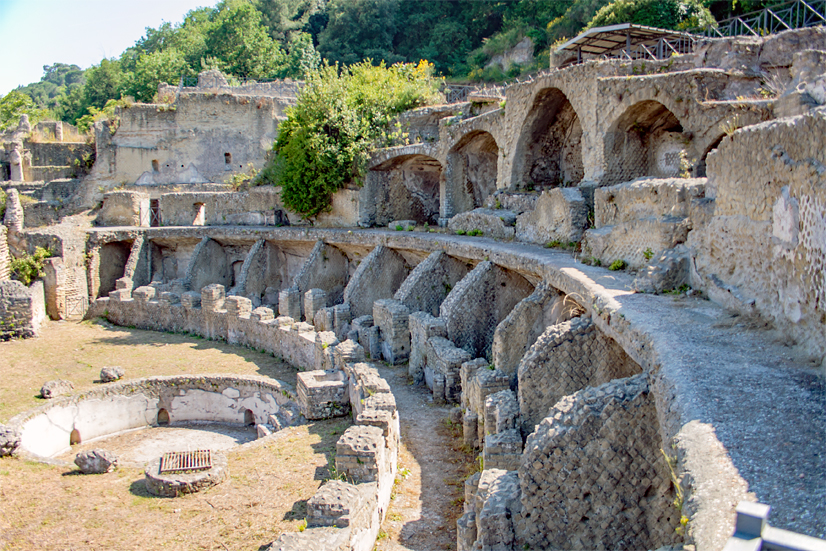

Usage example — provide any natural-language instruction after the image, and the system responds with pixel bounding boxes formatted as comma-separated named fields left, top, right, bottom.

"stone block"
left=307, top=480, right=364, bottom=528
left=181, top=291, right=201, bottom=309
left=373, top=299, right=410, bottom=364
left=279, top=287, right=301, bottom=320
left=483, top=429, right=522, bottom=471
left=74, top=449, right=118, bottom=474
left=159, top=292, right=180, bottom=304
left=425, top=337, right=472, bottom=403
left=335, top=425, right=385, bottom=483
left=314, top=331, right=339, bottom=371
left=333, top=339, right=366, bottom=371
left=40, top=379, right=74, bottom=399
left=250, top=306, right=275, bottom=322
left=484, top=389, right=520, bottom=434
left=0, top=425, right=21, bottom=457
left=100, top=366, right=124, bottom=383
left=297, top=370, right=350, bottom=420
left=200, top=284, right=225, bottom=312
left=115, top=277, right=133, bottom=290
left=132, top=286, right=156, bottom=303
left=225, top=296, right=252, bottom=318
left=448, top=208, right=517, bottom=239
left=305, top=288, right=327, bottom=324
left=108, top=289, right=132, bottom=302
left=515, top=187, right=589, bottom=245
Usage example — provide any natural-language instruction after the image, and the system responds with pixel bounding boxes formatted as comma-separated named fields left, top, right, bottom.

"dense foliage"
left=265, top=60, right=441, bottom=218
left=0, top=91, right=47, bottom=131
left=10, top=0, right=771, bottom=127
left=587, top=0, right=715, bottom=31
left=11, top=247, right=53, bottom=286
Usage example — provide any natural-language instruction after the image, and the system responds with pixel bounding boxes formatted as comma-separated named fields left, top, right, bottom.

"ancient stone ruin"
left=2, top=25, right=825, bottom=551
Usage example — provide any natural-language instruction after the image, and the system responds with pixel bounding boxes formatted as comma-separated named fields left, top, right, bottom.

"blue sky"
left=0, top=0, right=212, bottom=95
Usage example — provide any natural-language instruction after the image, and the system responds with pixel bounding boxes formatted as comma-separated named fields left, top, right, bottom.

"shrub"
left=608, top=259, right=627, bottom=271
left=11, top=247, right=53, bottom=285
left=260, top=60, right=441, bottom=219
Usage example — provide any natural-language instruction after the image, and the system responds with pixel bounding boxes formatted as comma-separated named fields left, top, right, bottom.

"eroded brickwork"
left=518, top=374, right=681, bottom=550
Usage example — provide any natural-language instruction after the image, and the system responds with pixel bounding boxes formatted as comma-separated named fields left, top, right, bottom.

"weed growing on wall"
left=10, top=247, right=54, bottom=286
left=259, top=60, right=442, bottom=219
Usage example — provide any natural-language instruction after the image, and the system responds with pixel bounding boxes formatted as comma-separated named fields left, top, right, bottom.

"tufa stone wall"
left=518, top=374, right=681, bottom=550
left=518, top=316, right=642, bottom=434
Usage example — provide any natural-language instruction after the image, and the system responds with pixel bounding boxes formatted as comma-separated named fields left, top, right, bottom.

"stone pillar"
left=200, top=284, right=225, bottom=312
left=279, top=287, right=301, bottom=320
left=409, top=312, right=446, bottom=384
left=9, top=149, right=23, bottom=182
left=335, top=425, right=385, bottom=483
left=3, top=189, right=24, bottom=232
left=304, top=288, right=327, bottom=323
left=55, top=122, right=64, bottom=142
left=373, top=299, right=410, bottom=365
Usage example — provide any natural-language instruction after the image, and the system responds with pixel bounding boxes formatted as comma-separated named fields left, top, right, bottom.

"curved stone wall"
left=7, top=375, right=300, bottom=459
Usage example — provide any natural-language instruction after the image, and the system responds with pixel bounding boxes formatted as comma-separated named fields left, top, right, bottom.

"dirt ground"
left=0, top=319, right=475, bottom=551
left=0, top=320, right=345, bottom=551
left=375, top=364, right=476, bottom=551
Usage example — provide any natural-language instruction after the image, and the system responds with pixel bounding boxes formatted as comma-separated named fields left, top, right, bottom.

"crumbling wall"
left=184, top=238, right=230, bottom=293
left=518, top=316, right=641, bottom=433
left=97, top=191, right=149, bottom=227
left=291, top=241, right=350, bottom=310
left=0, top=280, right=46, bottom=339
left=584, top=177, right=706, bottom=268
left=691, top=109, right=826, bottom=358
left=362, top=154, right=442, bottom=226
left=342, top=245, right=408, bottom=319
left=157, top=188, right=288, bottom=227
left=393, top=251, right=469, bottom=316
left=440, top=261, right=534, bottom=359
left=517, top=374, right=681, bottom=551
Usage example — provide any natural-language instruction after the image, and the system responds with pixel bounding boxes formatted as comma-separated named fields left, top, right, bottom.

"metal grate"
left=158, top=450, right=213, bottom=474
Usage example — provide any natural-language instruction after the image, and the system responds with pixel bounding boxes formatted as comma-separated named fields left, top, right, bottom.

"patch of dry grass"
left=0, top=319, right=353, bottom=550
left=1, top=319, right=299, bottom=423
left=0, top=418, right=350, bottom=550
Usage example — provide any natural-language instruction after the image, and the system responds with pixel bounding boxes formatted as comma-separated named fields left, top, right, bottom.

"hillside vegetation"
left=3, top=0, right=777, bottom=131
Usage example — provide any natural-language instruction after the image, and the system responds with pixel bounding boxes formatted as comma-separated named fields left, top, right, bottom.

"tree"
left=83, top=59, right=126, bottom=110
left=317, top=0, right=403, bottom=66
left=124, top=49, right=190, bottom=102
left=586, top=0, right=715, bottom=30
left=0, top=91, right=47, bottom=130
left=266, top=60, right=441, bottom=218
left=205, top=1, right=287, bottom=79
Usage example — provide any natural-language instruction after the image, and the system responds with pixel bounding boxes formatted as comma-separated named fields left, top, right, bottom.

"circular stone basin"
left=145, top=451, right=229, bottom=497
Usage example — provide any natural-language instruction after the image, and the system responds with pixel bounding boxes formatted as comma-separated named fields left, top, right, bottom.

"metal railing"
left=697, top=0, right=826, bottom=37
left=607, top=34, right=697, bottom=61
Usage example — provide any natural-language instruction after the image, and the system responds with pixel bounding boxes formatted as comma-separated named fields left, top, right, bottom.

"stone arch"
left=70, top=428, right=81, bottom=445
left=445, top=131, right=499, bottom=220
left=185, top=237, right=231, bottom=293
left=157, top=408, right=170, bottom=425
left=512, top=88, right=584, bottom=189
left=244, top=409, right=255, bottom=426
left=603, top=100, right=685, bottom=185
left=366, top=154, right=442, bottom=225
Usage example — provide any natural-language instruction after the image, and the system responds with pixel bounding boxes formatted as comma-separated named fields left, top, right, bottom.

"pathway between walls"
left=375, top=363, right=469, bottom=551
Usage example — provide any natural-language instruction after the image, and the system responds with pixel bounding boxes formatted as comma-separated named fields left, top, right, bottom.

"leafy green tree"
left=317, top=0, right=403, bottom=66
left=0, top=91, right=47, bottom=130
left=586, top=0, right=715, bottom=30
left=282, top=32, right=321, bottom=78
left=83, top=59, right=127, bottom=110
left=124, top=49, right=190, bottom=102
left=206, top=1, right=287, bottom=78
left=266, top=60, right=441, bottom=218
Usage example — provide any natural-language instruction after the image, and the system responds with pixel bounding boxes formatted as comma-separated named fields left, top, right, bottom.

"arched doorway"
left=603, top=100, right=685, bottom=185
left=512, top=88, right=584, bottom=189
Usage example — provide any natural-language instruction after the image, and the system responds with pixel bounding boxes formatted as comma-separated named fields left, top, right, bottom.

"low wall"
left=0, top=279, right=46, bottom=339
left=7, top=374, right=300, bottom=459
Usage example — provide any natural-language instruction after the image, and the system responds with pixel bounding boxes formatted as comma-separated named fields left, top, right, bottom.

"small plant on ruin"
left=499, top=99, right=507, bottom=109
left=407, top=226, right=414, bottom=231
left=643, top=247, right=654, bottom=261
left=0, top=189, right=6, bottom=219
left=608, top=259, right=627, bottom=271
left=298, top=518, right=307, bottom=532
left=468, top=229, right=483, bottom=236
left=720, top=115, right=742, bottom=137
left=494, top=198, right=502, bottom=209
left=455, top=230, right=466, bottom=235
left=395, top=224, right=404, bottom=231
left=10, top=247, right=53, bottom=286
left=226, top=163, right=259, bottom=190
left=679, top=150, right=695, bottom=178
left=545, top=240, right=562, bottom=248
